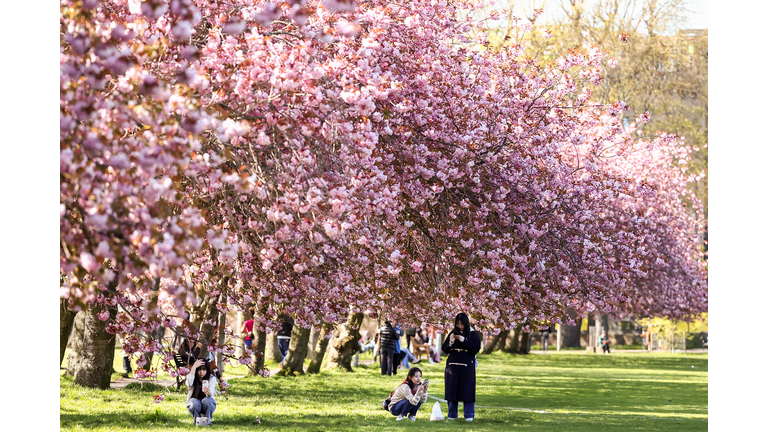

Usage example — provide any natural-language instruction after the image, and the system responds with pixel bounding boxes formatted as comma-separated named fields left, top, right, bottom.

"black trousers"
left=380, top=348, right=395, bottom=375
left=123, top=356, right=132, bottom=373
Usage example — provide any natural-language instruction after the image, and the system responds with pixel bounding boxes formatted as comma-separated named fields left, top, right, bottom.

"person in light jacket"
left=441, top=312, right=481, bottom=421
left=186, top=358, right=218, bottom=426
left=388, top=367, right=430, bottom=421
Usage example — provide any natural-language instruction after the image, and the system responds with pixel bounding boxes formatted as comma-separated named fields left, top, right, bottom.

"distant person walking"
left=240, top=307, right=255, bottom=352
left=378, top=320, right=397, bottom=376
left=542, top=326, right=552, bottom=353
left=441, top=313, right=481, bottom=421
left=276, top=314, right=293, bottom=363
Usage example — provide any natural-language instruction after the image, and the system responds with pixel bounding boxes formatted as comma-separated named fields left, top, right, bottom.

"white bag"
left=430, top=401, right=444, bottom=421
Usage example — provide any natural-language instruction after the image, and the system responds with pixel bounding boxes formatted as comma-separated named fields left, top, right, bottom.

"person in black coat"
left=276, top=314, right=294, bottom=363
left=441, top=312, right=481, bottom=421
left=377, top=321, right=397, bottom=375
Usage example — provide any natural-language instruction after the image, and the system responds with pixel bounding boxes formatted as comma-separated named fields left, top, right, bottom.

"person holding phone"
left=388, top=367, right=430, bottom=421
left=441, top=312, right=481, bottom=421
left=186, top=358, right=218, bottom=426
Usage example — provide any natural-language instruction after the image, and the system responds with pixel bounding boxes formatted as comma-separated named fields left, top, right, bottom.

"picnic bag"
left=430, top=401, right=445, bottom=421
left=381, top=386, right=398, bottom=411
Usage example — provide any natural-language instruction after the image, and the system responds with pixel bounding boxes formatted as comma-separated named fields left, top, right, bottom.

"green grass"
left=60, top=351, right=707, bottom=431
left=529, top=344, right=647, bottom=351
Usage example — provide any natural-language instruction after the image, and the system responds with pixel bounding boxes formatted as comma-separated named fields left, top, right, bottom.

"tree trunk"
left=65, top=311, right=86, bottom=376
left=562, top=308, right=583, bottom=348
left=142, top=325, right=165, bottom=369
left=307, top=325, right=332, bottom=374
left=198, top=297, right=220, bottom=360
left=497, top=330, right=509, bottom=352
left=60, top=299, right=78, bottom=366
left=277, top=325, right=312, bottom=376
left=557, top=324, right=563, bottom=351
left=599, top=314, right=610, bottom=335
left=235, top=311, right=245, bottom=357
left=505, top=327, right=521, bottom=353
left=307, top=327, right=320, bottom=362
left=73, top=297, right=118, bottom=389
left=519, top=331, right=531, bottom=354
left=142, top=278, right=164, bottom=368
left=265, top=333, right=282, bottom=362
left=325, top=312, right=364, bottom=371
left=482, top=331, right=503, bottom=355
left=249, top=329, right=267, bottom=376
left=189, top=285, right=224, bottom=360
left=216, top=313, right=226, bottom=373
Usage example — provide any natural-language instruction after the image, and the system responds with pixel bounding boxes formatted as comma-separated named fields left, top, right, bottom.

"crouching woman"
left=389, top=367, right=430, bottom=421
left=186, top=358, right=217, bottom=426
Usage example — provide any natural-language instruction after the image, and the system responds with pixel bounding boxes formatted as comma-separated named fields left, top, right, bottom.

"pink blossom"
left=336, top=19, right=361, bottom=37
left=79, top=253, right=99, bottom=272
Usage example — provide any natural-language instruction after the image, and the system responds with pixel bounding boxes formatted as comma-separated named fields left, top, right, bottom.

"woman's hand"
left=202, top=385, right=211, bottom=396
left=449, top=334, right=455, bottom=344
left=191, top=359, right=204, bottom=371
left=457, top=335, right=465, bottom=342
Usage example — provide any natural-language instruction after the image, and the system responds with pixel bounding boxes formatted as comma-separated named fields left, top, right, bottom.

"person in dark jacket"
left=542, top=325, right=552, bottom=353
left=441, top=312, right=481, bottom=421
left=378, top=320, right=397, bottom=375
left=276, top=314, right=294, bottom=363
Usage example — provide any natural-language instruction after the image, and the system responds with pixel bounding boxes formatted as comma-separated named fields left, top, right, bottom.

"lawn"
left=60, top=351, right=707, bottom=431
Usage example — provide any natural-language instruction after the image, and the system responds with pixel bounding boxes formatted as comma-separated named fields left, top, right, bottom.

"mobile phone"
left=423, top=379, right=429, bottom=384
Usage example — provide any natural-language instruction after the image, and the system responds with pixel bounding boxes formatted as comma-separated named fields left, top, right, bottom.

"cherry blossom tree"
left=60, top=0, right=707, bottom=384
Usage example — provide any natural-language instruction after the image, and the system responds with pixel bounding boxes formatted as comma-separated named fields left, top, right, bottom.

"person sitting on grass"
left=359, top=330, right=376, bottom=353
left=388, top=367, right=430, bottom=421
left=599, top=330, right=611, bottom=354
left=186, top=358, right=218, bottom=426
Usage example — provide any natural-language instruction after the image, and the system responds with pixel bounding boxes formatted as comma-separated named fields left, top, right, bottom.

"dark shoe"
left=412, top=359, right=421, bottom=364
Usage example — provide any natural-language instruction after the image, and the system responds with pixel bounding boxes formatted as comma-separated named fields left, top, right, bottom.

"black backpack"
left=381, top=387, right=397, bottom=411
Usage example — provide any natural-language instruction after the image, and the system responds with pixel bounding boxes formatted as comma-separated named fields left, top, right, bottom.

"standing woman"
left=441, top=313, right=481, bottom=421
left=186, top=359, right=218, bottom=426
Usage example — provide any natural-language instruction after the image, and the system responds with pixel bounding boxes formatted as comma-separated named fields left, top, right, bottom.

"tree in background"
left=486, top=0, right=707, bottom=215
